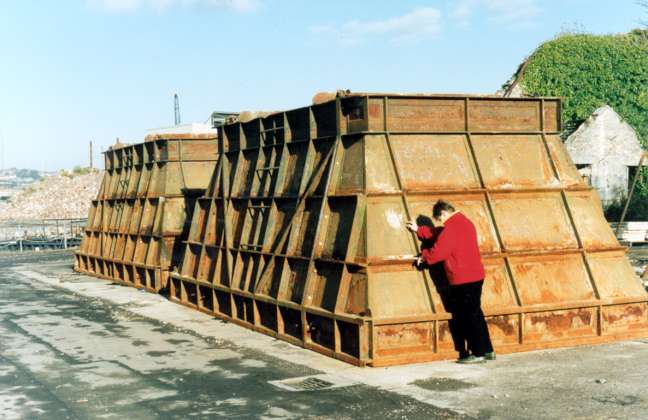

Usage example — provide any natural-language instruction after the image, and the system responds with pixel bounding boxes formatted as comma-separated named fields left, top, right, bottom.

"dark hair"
left=432, top=200, right=455, bottom=218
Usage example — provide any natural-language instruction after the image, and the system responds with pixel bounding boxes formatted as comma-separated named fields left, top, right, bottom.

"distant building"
left=565, top=105, right=644, bottom=206
left=145, top=122, right=217, bottom=136
left=145, top=112, right=238, bottom=137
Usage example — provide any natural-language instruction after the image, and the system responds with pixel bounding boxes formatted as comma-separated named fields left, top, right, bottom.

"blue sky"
left=0, top=0, right=644, bottom=171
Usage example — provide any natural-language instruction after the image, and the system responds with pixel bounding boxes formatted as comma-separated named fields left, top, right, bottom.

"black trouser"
left=449, top=280, right=493, bottom=357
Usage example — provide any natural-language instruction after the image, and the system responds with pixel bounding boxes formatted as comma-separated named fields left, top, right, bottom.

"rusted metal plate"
left=469, top=100, right=541, bottom=132
left=482, top=258, right=517, bottom=310
left=343, top=271, right=368, bottom=316
left=366, top=196, right=416, bottom=259
left=408, top=194, right=500, bottom=254
left=509, top=254, right=595, bottom=305
left=336, top=136, right=364, bottom=193
left=587, top=251, right=647, bottom=299
left=374, top=322, right=434, bottom=358
left=369, top=269, right=433, bottom=319
left=542, top=101, right=560, bottom=132
left=385, top=98, right=465, bottom=132
left=602, top=303, right=648, bottom=334
left=490, top=192, right=578, bottom=251
left=566, top=190, right=619, bottom=249
left=544, top=135, right=583, bottom=187
left=523, top=308, right=598, bottom=343
left=364, top=135, right=399, bottom=193
left=471, top=135, right=557, bottom=189
left=485, top=315, right=520, bottom=346
left=390, top=135, right=480, bottom=191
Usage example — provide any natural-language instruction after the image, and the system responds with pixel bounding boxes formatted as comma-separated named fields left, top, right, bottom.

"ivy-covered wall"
left=519, top=29, right=648, bottom=146
left=517, top=29, right=648, bottom=220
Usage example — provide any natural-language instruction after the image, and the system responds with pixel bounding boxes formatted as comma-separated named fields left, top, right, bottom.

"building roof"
left=565, top=105, right=643, bottom=166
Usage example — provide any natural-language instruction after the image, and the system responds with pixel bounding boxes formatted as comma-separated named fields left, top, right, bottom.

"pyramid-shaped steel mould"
left=75, top=133, right=218, bottom=291
left=165, top=94, right=648, bottom=366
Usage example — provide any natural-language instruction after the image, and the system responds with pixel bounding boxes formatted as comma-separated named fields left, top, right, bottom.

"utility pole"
left=89, top=140, right=93, bottom=169
left=174, top=93, right=181, bottom=126
left=0, top=126, right=4, bottom=170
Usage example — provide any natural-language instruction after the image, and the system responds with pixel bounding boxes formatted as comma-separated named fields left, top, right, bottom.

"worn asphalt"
left=1, top=250, right=648, bottom=419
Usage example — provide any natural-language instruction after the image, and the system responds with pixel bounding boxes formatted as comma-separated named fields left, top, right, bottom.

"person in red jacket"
left=407, top=200, right=495, bottom=364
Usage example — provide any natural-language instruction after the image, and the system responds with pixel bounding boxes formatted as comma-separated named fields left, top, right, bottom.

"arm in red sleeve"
left=416, top=225, right=435, bottom=241
left=420, top=229, right=453, bottom=265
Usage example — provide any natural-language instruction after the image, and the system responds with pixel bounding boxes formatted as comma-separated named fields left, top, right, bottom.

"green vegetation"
left=519, top=29, right=648, bottom=144
left=515, top=29, right=648, bottom=220
left=60, top=166, right=97, bottom=178
left=604, top=188, right=648, bottom=221
left=22, top=185, right=36, bottom=195
left=72, top=166, right=95, bottom=175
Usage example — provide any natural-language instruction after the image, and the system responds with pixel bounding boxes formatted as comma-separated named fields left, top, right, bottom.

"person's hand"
left=414, top=255, right=424, bottom=267
left=406, top=220, right=418, bottom=232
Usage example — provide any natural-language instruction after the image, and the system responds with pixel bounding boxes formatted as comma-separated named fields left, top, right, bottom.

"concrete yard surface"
left=2, top=250, right=648, bottom=419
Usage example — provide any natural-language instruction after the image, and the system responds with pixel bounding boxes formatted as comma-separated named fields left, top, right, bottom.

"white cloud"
left=451, top=0, right=541, bottom=25
left=87, top=0, right=259, bottom=13
left=311, top=7, right=442, bottom=46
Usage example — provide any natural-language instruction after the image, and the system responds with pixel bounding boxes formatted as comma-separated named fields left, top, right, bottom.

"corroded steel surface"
left=162, top=94, right=647, bottom=366
left=74, top=133, right=218, bottom=291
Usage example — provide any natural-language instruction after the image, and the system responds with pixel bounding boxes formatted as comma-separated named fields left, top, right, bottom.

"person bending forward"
left=407, top=200, right=495, bottom=364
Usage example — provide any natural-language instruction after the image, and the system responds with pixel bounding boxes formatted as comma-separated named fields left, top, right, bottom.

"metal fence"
left=0, top=218, right=86, bottom=251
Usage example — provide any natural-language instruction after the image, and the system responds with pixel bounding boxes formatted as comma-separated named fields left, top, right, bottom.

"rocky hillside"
left=0, top=169, right=102, bottom=221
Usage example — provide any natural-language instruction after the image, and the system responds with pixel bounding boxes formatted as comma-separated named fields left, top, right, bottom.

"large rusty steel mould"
left=164, top=93, right=648, bottom=367
left=75, top=133, right=218, bottom=291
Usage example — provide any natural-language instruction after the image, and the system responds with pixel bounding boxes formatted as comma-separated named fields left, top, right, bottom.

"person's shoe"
left=457, top=355, right=486, bottom=364
left=484, top=351, right=496, bottom=361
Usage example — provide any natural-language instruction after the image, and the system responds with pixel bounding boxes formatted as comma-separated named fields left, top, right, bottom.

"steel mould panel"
left=469, top=100, right=544, bottom=132
left=369, top=269, right=433, bottom=319
left=471, top=135, right=558, bottom=189
left=389, top=134, right=480, bottom=191
left=408, top=193, right=499, bottom=254
left=566, top=190, right=619, bottom=249
left=481, top=257, right=518, bottom=310
left=509, top=253, right=595, bottom=305
left=364, top=134, right=400, bottom=193
left=587, top=251, right=647, bottom=299
left=489, top=192, right=578, bottom=251
left=384, top=98, right=466, bottom=132
left=545, top=135, right=583, bottom=187
left=365, top=196, right=416, bottom=259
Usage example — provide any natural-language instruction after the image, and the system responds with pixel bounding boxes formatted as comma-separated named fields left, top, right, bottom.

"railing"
left=0, top=218, right=86, bottom=251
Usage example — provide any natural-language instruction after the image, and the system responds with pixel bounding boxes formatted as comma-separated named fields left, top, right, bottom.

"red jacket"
left=417, top=212, right=485, bottom=286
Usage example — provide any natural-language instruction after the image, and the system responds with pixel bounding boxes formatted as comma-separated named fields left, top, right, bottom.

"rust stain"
left=487, top=315, right=517, bottom=336
left=528, top=310, right=593, bottom=330
left=604, top=305, right=646, bottom=324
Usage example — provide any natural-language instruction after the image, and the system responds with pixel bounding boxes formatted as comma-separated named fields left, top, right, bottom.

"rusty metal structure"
left=167, top=93, right=648, bottom=366
left=74, top=133, right=218, bottom=291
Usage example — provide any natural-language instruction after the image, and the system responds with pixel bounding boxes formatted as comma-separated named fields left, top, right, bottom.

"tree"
left=640, top=0, right=648, bottom=26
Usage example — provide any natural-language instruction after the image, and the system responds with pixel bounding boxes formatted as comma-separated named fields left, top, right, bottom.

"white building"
left=565, top=105, right=644, bottom=206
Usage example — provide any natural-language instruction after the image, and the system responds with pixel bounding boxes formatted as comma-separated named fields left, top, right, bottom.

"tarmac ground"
left=1, top=250, right=648, bottom=419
